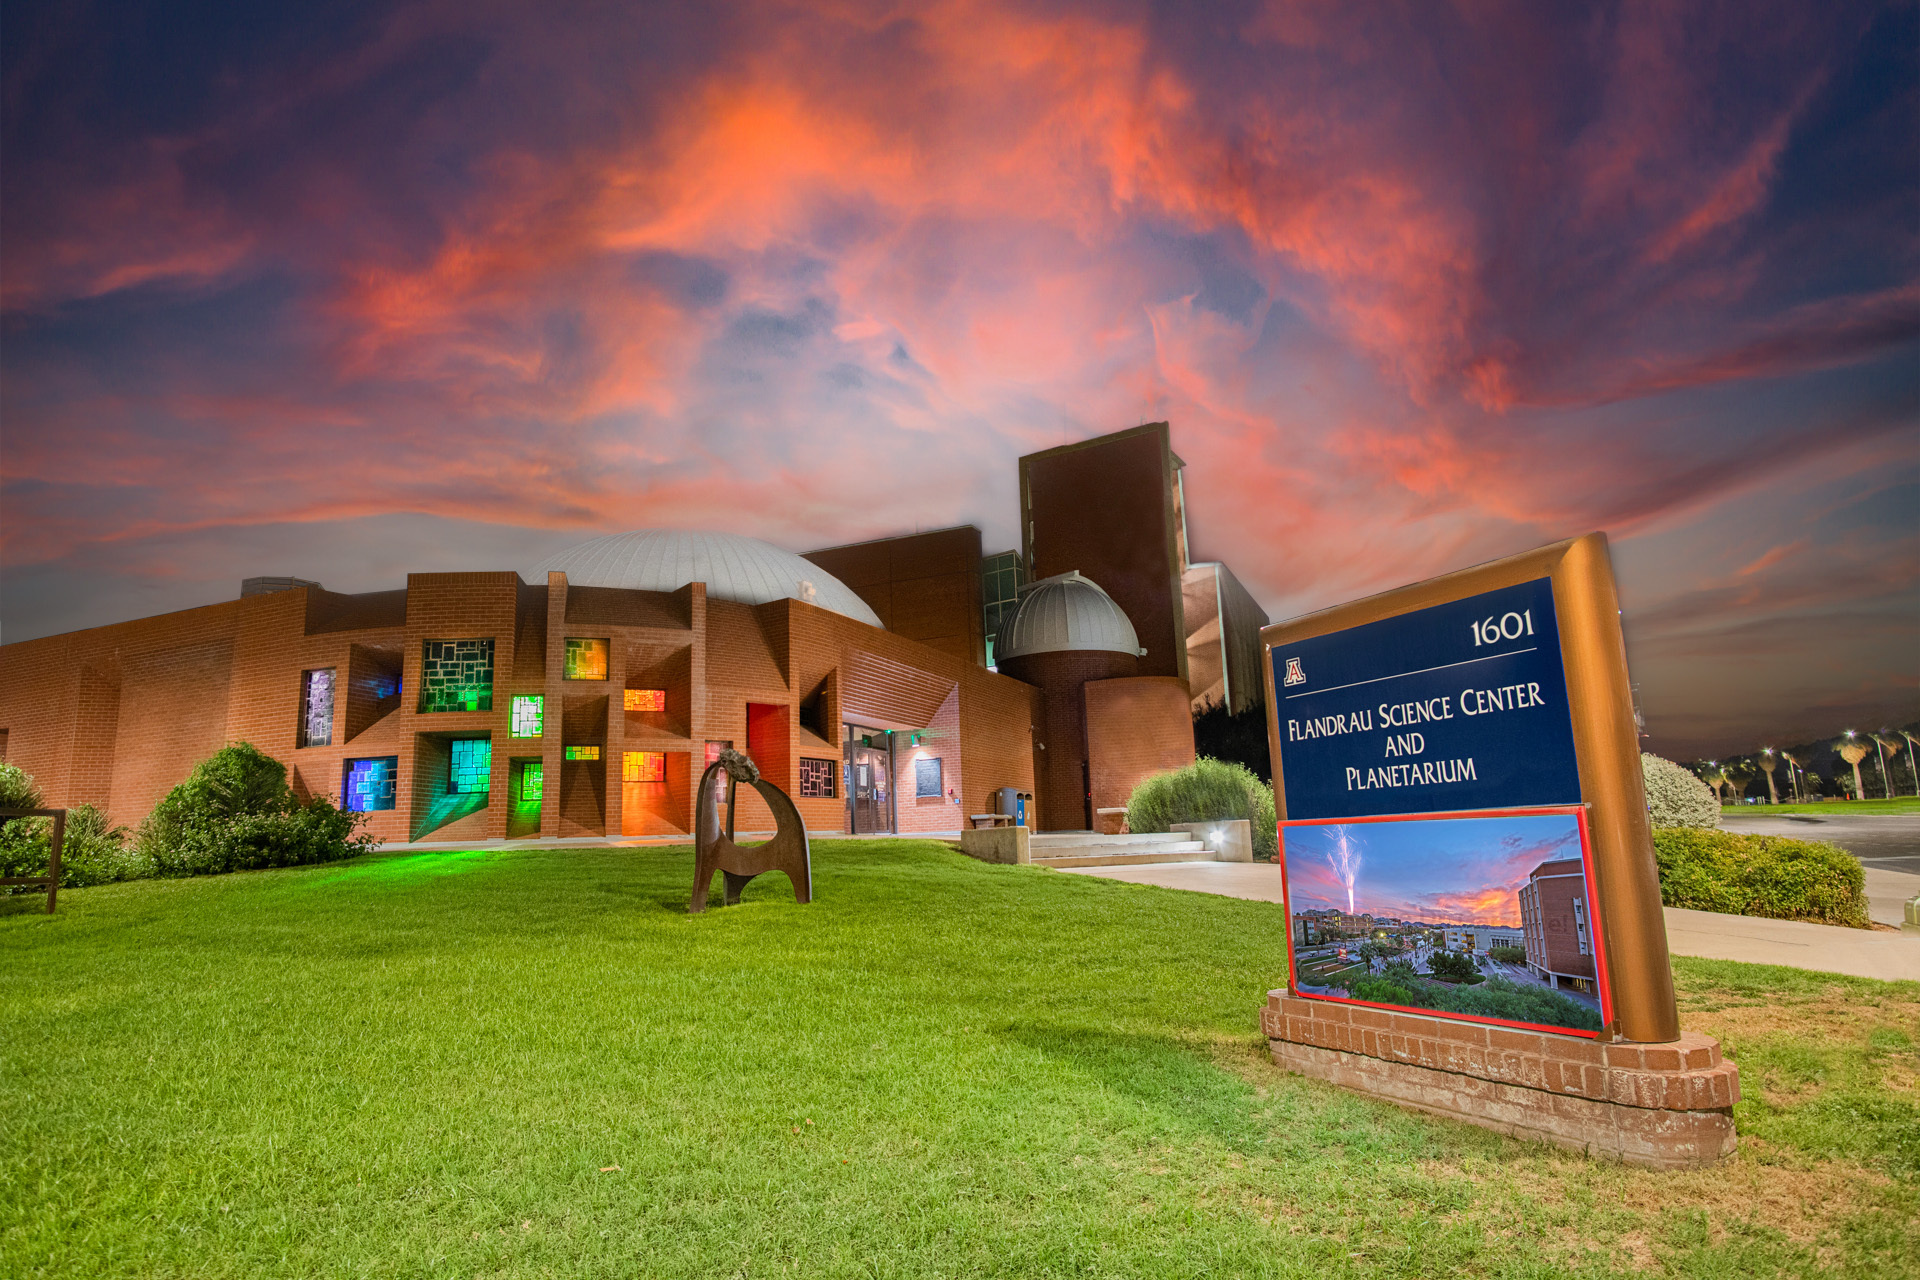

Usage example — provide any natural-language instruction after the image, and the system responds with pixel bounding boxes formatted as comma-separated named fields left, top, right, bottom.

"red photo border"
left=1277, top=804, right=1616, bottom=1038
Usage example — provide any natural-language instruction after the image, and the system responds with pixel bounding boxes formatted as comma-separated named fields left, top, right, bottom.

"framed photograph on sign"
left=1279, top=805, right=1614, bottom=1036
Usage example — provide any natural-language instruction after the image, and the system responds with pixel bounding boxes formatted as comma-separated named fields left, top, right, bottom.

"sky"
left=1283, top=813, right=1585, bottom=927
left=2, top=0, right=1915, bottom=759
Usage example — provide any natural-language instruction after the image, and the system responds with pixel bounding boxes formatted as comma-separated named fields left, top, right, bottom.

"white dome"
left=995, top=571, right=1144, bottom=660
left=530, top=530, right=883, bottom=627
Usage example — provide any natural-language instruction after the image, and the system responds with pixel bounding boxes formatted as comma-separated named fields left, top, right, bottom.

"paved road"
left=1721, top=812, right=1920, bottom=874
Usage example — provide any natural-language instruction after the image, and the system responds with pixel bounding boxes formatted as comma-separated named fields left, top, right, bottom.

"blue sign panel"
left=1272, top=577, right=1581, bottom=819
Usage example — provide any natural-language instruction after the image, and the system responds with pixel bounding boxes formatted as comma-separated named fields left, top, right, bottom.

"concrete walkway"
left=1053, top=861, right=1920, bottom=983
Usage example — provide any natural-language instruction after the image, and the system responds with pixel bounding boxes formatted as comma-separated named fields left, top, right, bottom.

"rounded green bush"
left=1125, top=757, right=1277, bottom=860
left=137, top=743, right=374, bottom=877
left=1653, top=827, right=1869, bottom=928
left=1641, top=752, right=1720, bottom=828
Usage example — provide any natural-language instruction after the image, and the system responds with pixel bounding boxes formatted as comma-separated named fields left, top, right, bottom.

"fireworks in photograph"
left=1281, top=809, right=1610, bottom=1034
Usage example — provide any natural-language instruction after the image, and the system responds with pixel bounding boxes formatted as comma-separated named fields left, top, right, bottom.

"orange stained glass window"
left=624, top=688, right=666, bottom=712
left=623, top=750, right=665, bottom=783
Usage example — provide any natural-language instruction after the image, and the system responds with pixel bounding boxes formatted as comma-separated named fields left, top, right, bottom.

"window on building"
left=1572, top=898, right=1592, bottom=956
left=298, top=668, right=335, bottom=747
left=704, top=740, right=733, bottom=766
left=449, top=739, right=492, bottom=793
left=623, top=688, right=666, bottom=712
left=341, top=757, right=398, bottom=811
left=981, top=551, right=1026, bottom=666
left=564, top=638, right=610, bottom=680
left=915, top=756, right=943, bottom=798
left=799, top=757, right=836, bottom=798
left=510, top=694, right=544, bottom=738
left=622, top=750, right=666, bottom=783
left=419, top=639, right=495, bottom=712
left=518, top=760, right=544, bottom=802
left=564, top=745, right=601, bottom=761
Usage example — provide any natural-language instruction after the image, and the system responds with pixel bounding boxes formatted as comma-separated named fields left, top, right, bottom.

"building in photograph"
left=1517, top=858, right=1599, bottom=991
left=0, top=424, right=1273, bottom=839
left=1442, top=926, right=1526, bottom=956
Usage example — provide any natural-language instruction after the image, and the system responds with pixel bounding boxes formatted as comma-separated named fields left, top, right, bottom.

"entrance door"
left=846, top=726, right=894, bottom=834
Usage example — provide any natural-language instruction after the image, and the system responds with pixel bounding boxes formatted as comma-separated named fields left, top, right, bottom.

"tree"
left=1873, top=733, right=1904, bottom=799
left=1757, top=749, right=1780, bottom=804
left=1428, top=950, right=1481, bottom=984
left=1723, top=759, right=1756, bottom=804
left=1838, top=735, right=1870, bottom=801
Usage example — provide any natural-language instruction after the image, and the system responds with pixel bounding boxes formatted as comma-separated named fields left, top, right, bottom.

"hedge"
left=1125, top=757, right=1278, bottom=860
left=1642, top=752, right=1720, bottom=829
left=1653, top=826, right=1869, bottom=928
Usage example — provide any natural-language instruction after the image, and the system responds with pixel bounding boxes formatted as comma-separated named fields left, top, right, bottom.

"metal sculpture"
left=691, top=748, right=812, bottom=913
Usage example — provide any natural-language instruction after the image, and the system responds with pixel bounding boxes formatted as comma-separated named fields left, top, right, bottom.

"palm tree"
left=1723, top=759, right=1756, bottom=806
left=1838, top=732, right=1870, bottom=801
left=1900, top=730, right=1920, bottom=798
left=1757, top=749, right=1781, bottom=804
left=1872, top=732, right=1906, bottom=798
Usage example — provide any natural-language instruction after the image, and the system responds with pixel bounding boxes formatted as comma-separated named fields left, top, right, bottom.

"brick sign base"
left=1262, top=993, right=1738, bottom=1169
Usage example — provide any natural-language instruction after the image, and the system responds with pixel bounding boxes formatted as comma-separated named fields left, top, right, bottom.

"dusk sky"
left=2, top=1, right=1914, bottom=758
left=1284, top=814, right=1585, bottom=927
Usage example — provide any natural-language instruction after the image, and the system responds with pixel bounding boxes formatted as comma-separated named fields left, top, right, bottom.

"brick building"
left=1, top=424, right=1273, bottom=838
left=1517, top=857, right=1599, bottom=991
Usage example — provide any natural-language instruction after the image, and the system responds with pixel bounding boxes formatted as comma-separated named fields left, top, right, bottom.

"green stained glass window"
left=420, top=639, right=494, bottom=712
left=449, top=739, right=492, bottom=794
left=519, top=761, right=543, bottom=802
left=564, top=745, right=600, bottom=761
left=564, top=638, right=610, bottom=680
left=510, top=694, right=543, bottom=737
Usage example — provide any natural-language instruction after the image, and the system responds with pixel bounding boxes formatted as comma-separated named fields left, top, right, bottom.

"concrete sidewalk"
left=1053, top=861, right=1920, bottom=983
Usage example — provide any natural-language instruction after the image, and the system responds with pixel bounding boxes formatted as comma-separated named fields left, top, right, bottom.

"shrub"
left=1425, top=977, right=1603, bottom=1032
left=1488, top=945, right=1527, bottom=965
left=1642, top=753, right=1720, bottom=828
left=1653, top=827, right=1869, bottom=928
left=0, top=764, right=155, bottom=889
left=1427, top=950, right=1481, bottom=983
left=139, top=743, right=374, bottom=877
left=1125, top=757, right=1278, bottom=860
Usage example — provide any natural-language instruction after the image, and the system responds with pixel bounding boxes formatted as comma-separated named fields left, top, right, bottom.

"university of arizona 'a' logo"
left=1282, top=656, right=1306, bottom=687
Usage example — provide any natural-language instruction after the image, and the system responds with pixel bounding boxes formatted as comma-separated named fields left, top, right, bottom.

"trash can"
left=994, top=787, right=1033, bottom=826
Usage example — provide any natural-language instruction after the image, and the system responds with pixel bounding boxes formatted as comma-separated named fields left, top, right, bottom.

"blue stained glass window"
left=449, top=739, right=492, bottom=794
left=342, top=757, right=398, bottom=812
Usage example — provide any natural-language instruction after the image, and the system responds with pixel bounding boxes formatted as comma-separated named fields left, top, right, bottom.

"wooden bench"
left=0, top=808, right=65, bottom=914
left=969, top=813, right=1017, bottom=829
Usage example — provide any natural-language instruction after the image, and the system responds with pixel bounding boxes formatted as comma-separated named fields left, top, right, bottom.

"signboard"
left=1264, top=534, right=1678, bottom=1043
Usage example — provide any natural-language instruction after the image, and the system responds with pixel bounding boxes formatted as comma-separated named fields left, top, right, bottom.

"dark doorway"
left=846, top=726, right=894, bottom=834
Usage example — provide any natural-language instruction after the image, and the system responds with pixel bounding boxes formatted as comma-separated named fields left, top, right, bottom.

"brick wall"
left=998, top=648, right=1138, bottom=831
left=1084, top=676, right=1196, bottom=814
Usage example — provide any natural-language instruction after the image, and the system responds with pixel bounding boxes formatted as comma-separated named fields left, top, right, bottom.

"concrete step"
left=1028, top=831, right=1196, bottom=848
left=1032, top=847, right=1221, bottom=868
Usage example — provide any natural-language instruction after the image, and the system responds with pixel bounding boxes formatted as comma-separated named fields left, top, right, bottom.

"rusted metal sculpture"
left=691, top=748, right=812, bottom=913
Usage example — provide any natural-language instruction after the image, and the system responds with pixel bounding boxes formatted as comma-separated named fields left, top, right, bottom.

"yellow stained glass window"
left=623, top=750, right=665, bottom=783
left=563, top=638, right=609, bottom=680
left=624, top=688, right=666, bottom=712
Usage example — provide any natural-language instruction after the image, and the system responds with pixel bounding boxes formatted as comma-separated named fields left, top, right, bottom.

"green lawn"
left=3, top=840, right=1916, bottom=1278
left=1724, top=798, right=1920, bottom=816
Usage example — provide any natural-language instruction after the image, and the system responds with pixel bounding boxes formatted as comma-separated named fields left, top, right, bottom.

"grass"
left=2, top=839, right=1916, bottom=1278
left=1724, top=798, right=1920, bottom=816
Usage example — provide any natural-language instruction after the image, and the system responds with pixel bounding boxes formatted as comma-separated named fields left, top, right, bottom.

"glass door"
left=846, top=726, right=895, bottom=834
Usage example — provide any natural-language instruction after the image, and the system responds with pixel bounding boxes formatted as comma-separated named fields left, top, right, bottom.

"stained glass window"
left=623, top=688, right=666, bottom=712
left=519, top=761, right=544, bottom=801
left=564, top=638, right=610, bottom=681
left=510, top=694, right=544, bottom=737
left=705, top=740, right=733, bottom=766
left=298, top=669, right=335, bottom=747
left=449, top=739, right=492, bottom=793
left=623, top=750, right=665, bottom=783
left=799, top=757, right=836, bottom=798
left=564, top=745, right=601, bottom=761
left=342, top=757, right=398, bottom=811
left=420, top=639, right=494, bottom=712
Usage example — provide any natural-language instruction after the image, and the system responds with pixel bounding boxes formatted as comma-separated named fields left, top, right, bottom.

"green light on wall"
left=510, top=694, right=544, bottom=737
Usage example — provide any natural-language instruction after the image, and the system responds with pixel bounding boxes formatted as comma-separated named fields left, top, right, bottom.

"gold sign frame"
left=1260, top=532, right=1679, bottom=1044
